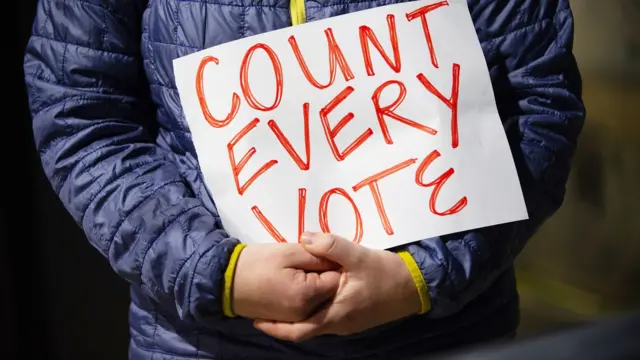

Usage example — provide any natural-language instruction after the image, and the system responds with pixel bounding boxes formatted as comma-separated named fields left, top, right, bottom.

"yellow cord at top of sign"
left=290, top=0, right=307, bottom=26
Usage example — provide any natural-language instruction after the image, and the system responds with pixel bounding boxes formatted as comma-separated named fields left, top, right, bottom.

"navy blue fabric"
left=23, top=0, right=585, bottom=359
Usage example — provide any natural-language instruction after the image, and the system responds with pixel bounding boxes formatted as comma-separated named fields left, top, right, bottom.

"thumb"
left=300, top=232, right=362, bottom=268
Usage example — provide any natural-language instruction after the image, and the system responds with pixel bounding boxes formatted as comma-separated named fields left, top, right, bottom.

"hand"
left=253, top=233, right=421, bottom=342
left=232, top=243, right=341, bottom=322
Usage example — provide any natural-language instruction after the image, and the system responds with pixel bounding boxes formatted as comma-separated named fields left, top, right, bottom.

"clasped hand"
left=232, top=233, right=421, bottom=343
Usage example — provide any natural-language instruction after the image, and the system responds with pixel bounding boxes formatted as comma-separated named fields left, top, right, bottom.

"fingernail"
left=300, top=232, right=314, bottom=245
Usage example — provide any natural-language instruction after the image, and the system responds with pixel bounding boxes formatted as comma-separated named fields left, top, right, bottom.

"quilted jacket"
left=24, top=0, right=585, bottom=359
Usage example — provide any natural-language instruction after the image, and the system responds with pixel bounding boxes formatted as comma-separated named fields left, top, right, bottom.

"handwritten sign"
left=173, top=0, right=528, bottom=250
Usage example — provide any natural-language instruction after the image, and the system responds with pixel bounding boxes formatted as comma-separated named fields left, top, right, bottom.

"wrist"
left=395, top=250, right=431, bottom=315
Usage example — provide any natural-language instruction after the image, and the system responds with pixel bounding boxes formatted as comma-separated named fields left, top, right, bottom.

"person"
left=23, top=0, right=585, bottom=359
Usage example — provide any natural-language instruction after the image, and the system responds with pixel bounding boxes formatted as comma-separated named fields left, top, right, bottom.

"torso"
left=132, top=2, right=519, bottom=358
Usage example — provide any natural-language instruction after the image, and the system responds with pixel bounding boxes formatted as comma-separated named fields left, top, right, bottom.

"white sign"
left=173, top=0, right=528, bottom=250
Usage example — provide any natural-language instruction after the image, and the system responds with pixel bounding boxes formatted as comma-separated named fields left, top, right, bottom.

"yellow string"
left=290, top=0, right=307, bottom=26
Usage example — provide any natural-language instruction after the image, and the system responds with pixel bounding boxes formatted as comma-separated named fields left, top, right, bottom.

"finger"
left=284, top=244, right=340, bottom=271
left=301, top=270, right=342, bottom=306
left=300, top=232, right=363, bottom=268
left=254, top=307, right=331, bottom=343
left=253, top=319, right=320, bottom=343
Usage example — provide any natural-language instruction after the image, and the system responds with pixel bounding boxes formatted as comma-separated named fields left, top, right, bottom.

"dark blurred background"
left=515, top=0, right=640, bottom=336
left=5, top=1, right=639, bottom=359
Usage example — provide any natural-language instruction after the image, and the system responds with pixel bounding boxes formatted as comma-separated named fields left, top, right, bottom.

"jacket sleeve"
left=404, top=0, right=586, bottom=318
left=23, top=0, right=239, bottom=325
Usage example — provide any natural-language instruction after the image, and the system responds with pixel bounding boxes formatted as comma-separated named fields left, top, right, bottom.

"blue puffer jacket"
left=24, top=0, right=585, bottom=359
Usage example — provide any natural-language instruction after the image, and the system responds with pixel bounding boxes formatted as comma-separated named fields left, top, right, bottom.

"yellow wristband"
left=222, top=243, right=248, bottom=318
left=397, top=250, right=431, bottom=314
